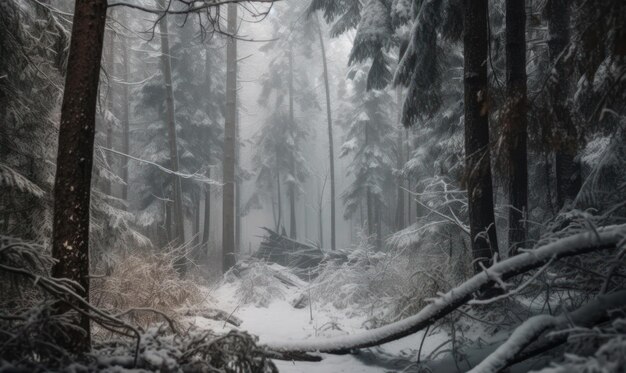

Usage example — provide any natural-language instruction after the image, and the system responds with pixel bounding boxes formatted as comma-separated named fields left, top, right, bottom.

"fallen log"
left=182, top=308, right=242, bottom=327
left=264, top=224, right=626, bottom=354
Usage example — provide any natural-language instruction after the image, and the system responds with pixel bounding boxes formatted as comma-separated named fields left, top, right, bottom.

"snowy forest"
left=1, top=0, right=625, bottom=371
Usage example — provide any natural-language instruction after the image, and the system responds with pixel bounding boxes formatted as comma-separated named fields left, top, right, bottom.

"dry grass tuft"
left=92, top=250, right=205, bottom=329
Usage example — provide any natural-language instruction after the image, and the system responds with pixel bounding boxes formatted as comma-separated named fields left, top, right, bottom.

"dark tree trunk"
left=51, top=0, right=108, bottom=353
left=222, top=3, right=237, bottom=272
left=287, top=45, right=297, bottom=240
left=463, top=0, right=500, bottom=272
left=158, top=3, right=185, bottom=258
left=120, top=10, right=130, bottom=203
left=316, top=17, right=336, bottom=250
left=505, top=0, right=528, bottom=255
left=547, top=0, right=581, bottom=209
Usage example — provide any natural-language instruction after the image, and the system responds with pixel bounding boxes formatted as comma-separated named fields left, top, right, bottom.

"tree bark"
left=287, top=45, right=297, bottom=240
left=547, top=0, right=581, bottom=209
left=158, top=2, right=185, bottom=258
left=104, top=29, right=115, bottom=196
left=120, top=10, right=130, bottom=203
left=316, top=17, right=336, bottom=250
left=202, top=168, right=211, bottom=247
left=51, top=0, right=108, bottom=353
left=395, top=88, right=405, bottom=231
left=504, top=0, right=528, bottom=255
left=222, top=3, right=237, bottom=272
left=463, top=0, right=500, bottom=272
left=202, top=46, right=212, bottom=248
left=193, top=192, right=200, bottom=247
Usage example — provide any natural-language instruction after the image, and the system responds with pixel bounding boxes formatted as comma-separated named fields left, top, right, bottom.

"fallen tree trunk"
left=265, top=224, right=626, bottom=354
left=469, top=289, right=626, bottom=373
left=182, top=308, right=243, bottom=327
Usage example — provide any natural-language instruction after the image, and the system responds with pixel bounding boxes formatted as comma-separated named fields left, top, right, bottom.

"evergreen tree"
left=340, top=65, right=396, bottom=249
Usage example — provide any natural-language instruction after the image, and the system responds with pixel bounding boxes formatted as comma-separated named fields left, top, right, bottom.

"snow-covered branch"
left=469, top=290, right=626, bottom=373
left=266, top=224, right=626, bottom=354
left=97, top=146, right=222, bottom=186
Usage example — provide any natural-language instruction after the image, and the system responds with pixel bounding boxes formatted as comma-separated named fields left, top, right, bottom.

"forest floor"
left=185, top=264, right=519, bottom=373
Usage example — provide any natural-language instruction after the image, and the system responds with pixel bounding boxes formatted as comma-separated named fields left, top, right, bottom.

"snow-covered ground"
left=187, top=266, right=454, bottom=372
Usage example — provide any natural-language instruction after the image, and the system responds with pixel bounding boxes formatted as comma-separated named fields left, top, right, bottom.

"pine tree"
left=340, top=65, right=395, bottom=249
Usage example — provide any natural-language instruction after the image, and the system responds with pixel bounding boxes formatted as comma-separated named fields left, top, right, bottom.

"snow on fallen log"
left=265, top=224, right=626, bottom=354
left=468, top=290, right=626, bottom=373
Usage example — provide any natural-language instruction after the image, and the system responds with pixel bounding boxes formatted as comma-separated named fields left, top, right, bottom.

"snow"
left=181, top=225, right=626, bottom=372
left=188, top=266, right=450, bottom=373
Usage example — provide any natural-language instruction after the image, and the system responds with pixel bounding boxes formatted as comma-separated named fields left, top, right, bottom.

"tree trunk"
left=158, top=2, right=185, bottom=257
left=395, top=88, right=405, bottom=231
left=235, top=110, right=242, bottom=255
left=366, top=188, right=374, bottom=246
left=222, top=3, right=237, bottom=272
left=202, top=46, right=212, bottom=248
left=505, top=0, right=528, bottom=255
left=276, top=156, right=282, bottom=233
left=405, top=129, right=412, bottom=225
left=463, top=0, right=500, bottom=272
left=51, top=0, right=107, bottom=353
left=288, top=45, right=297, bottom=240
left=202, top=168, right=211, bottom=247
left=193, top=192, right=200, bottom=248
left=318, top=202, right=324, bottom=247
left=547, top=0, right=581, bottom=209
left=104, top=29, right=115, bottom=197
left=375, top=199, right=382, bottom=250
left=120, top=10, right=130, bottom=203
left=316, top=17, right=336, bottom=250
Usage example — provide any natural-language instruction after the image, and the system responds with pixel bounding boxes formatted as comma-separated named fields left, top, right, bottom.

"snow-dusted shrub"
left=92, top=327, right=277, bottom=373
left=91, top=249, right=204, bottom=328
left=223, top=259, right=306, bottom=308
left=308, top=231, right=469, bottom=326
